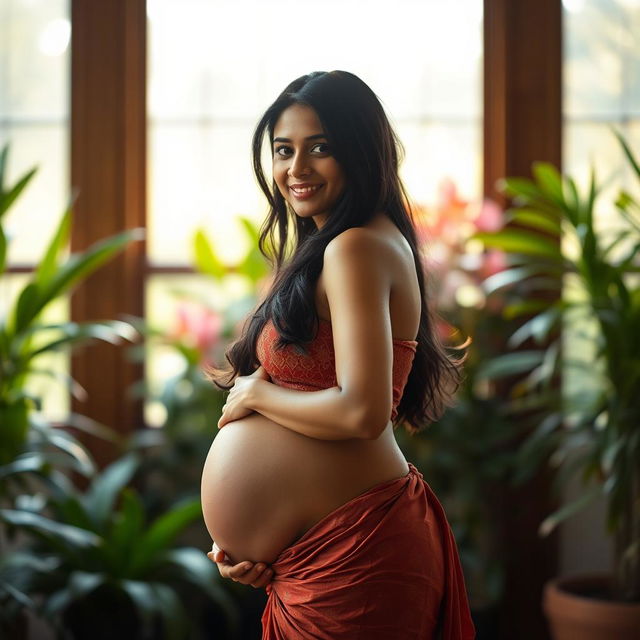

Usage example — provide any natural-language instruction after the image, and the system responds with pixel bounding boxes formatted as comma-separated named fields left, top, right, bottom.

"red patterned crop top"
left=256, top=316, right=418, bottom=422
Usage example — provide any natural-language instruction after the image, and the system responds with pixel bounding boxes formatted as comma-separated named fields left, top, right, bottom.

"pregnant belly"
left=200, top=412, right=409, bottom=565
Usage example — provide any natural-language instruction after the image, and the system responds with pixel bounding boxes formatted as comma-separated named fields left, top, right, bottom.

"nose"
left=288, top=151, right=311, bottom=178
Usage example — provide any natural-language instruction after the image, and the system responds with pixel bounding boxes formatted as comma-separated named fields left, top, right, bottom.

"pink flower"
left=472, top=198, right=504, bottom=232
left=167, top=301, right=223, bottom=358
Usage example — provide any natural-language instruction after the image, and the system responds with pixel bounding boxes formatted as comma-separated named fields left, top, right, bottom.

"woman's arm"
left=249, top=380, right=371, bottom=440
left=218, top=228, right=396, bottom=441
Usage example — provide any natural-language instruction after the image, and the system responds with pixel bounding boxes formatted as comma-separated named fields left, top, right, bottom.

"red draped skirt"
left=261, top=463, right=476, bottom=639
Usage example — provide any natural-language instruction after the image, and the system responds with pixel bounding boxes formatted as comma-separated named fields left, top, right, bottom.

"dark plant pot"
left=543, top=573, right=640, bottom=640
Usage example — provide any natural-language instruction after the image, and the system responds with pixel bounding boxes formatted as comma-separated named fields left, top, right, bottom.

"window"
left=0, top=0, right=70, bottom=421
left=146, top=0, right=483, bottom=425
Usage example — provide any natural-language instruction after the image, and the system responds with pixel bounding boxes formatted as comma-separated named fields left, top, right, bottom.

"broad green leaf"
left=111, top=488, right=145, bottom=551
left=0, top=453, right=45, bottom=479
left=43, top=571, right=107, bottom=617
left=506, top=306, right=561, bottom=349
left=48, top=494, right=95, bottom=533
left=0, top=144, right=7, bottom=189
left=503, top=299, right=551, bottom=319
left=148, top=582, right=188, bottom=640
left=481, top=265, right=542, bottom=294
left=42, top=432, right=94, bottom=477
left=613, top=126, right=640, bottom=181
left=615, top=192, right=640, bottom=233
left=11, top=282, right=41, bottom=339
left=193, top=228, right=226, bottom=279
left=24, top=320, right=139, bottom=360
left=241, top=245, right=269, bottom=282
left=585, top=164, right=598, bottom=228
left=0, top=225, right=6, bottom=275
left=83, top=452, right=140, bottom=530
left=11, top=228, right=145, bottom=335
left=0, top=508, right=101, bottom=548
left=34, top=206, right=72, bottom=290
left=65, top=412, right=123, bottom=445
left=120, top=580, right=164, bottom=638
left=472, top=229, right=560, bottom=260
left=237, top=215, right=261, bottom=245
left=564, top=176, right=581, bottom=226
left=532, top=162, right=565, bottom=205
left=163, top=548, right=236, bottom=610
left=19, top=367, right=88, bottom=402
left=539, top=486, right=602, bottom=536
left=0, top=579, right=37, bottom=609
left=476, top=350, right=546, bottom=380
left=0, top=166, right=38, bottom=219
left=507, top=209, right=561, bottom=235
left=130, top=498, right=202, bottom=575
left=497, top=176, right=545, bottom=202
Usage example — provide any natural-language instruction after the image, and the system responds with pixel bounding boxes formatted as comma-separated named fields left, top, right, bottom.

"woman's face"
left=272, top=103, right=346, bottom=229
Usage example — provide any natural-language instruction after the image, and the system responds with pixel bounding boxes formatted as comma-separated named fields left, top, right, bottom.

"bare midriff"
left=200, top=412, right=409, bottom=566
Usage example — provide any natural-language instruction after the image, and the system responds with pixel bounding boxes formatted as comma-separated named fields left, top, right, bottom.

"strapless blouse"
left=256, top=317, right=418, bottom=422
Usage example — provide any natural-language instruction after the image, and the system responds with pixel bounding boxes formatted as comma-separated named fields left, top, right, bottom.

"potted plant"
left=471, top=128, right=640, bottom=638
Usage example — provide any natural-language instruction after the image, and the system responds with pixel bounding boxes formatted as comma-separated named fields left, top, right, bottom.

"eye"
left=274, top=145, right=292, bottom=157
left=311, top=142, right=331, bottom=154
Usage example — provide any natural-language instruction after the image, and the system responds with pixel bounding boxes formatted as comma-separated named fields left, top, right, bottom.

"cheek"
left=273, top=169, right=287, bottom=194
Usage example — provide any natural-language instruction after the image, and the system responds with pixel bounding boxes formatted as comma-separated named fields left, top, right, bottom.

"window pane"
left=147, top=0, right=484, bottom=265
left=0, top=0, right=70, bottom=421
left=144, top=274, right=253, bottom=428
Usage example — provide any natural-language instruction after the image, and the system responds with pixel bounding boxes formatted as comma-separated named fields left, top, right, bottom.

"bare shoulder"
left=323, top=226, right=393, bottom=276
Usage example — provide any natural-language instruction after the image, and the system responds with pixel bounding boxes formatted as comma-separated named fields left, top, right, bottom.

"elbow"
left=353, top=403, right=391, bottom=440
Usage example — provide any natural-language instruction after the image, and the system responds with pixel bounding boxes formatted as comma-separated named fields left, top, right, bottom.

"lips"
left=289, top=183, right=323, bottom=193
left=289, top=183, right=324, bottom=200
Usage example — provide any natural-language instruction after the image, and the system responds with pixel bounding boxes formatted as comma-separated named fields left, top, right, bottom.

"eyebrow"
left=272, top=134, right=327, bottom=143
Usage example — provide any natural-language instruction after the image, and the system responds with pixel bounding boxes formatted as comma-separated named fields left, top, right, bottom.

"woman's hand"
left=207, top=542, right=274, bottom=588
left=217, top=365, right=271, bottom=429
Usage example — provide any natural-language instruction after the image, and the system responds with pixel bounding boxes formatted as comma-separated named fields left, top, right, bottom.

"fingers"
left=227, top=562, right=274, bottom=587
left=206, top=552, right=274, bottom=588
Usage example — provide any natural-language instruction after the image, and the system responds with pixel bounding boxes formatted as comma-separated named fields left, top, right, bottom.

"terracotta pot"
left=543, top=573, right=640, bottom=640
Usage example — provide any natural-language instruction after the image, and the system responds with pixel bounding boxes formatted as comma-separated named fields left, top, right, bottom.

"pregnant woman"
left=200, top=70, right=475, bottom=639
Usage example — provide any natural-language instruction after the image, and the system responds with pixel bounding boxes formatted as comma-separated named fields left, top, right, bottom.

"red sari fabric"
left=256, top=317, right=418, bottom=421
left=261, top=464, right=476, bottom=639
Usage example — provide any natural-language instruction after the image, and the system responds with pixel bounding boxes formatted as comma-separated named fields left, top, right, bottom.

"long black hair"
left=205, top=70, right=469, bottom=433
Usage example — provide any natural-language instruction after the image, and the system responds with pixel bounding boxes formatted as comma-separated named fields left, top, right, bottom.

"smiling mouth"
left=290, top=184, right=323, bottom=195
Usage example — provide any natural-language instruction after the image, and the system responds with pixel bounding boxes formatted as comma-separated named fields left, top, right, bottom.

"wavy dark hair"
left=204, top=70, right=469, bottom=433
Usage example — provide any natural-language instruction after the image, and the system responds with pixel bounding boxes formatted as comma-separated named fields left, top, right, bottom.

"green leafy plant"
left=0, top=452, right=238, bottom=639
left=472, top=128, right=640, bottom=602
left=0, top=144, right=144, bottom=465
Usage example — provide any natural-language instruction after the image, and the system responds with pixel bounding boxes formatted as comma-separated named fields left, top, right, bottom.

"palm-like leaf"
left=472, top=128, right=640, bottom=601
left=0, top=453, right=237, bottom=636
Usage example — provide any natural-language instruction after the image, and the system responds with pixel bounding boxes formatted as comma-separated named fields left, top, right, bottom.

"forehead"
left=273, top=104, right=325, bottom=138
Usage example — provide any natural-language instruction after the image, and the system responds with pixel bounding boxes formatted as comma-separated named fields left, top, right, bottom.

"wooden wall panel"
left=70, top=0, right=146, bottom=469
left=484, top=1, right=562, bottom=638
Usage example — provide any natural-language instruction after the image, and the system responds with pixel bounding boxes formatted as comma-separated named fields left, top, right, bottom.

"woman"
left=200, top=70, right=475, bottom=639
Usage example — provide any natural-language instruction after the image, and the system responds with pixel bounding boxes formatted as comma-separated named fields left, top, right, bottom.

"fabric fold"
left=261, top=464, right=476, bottom=639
